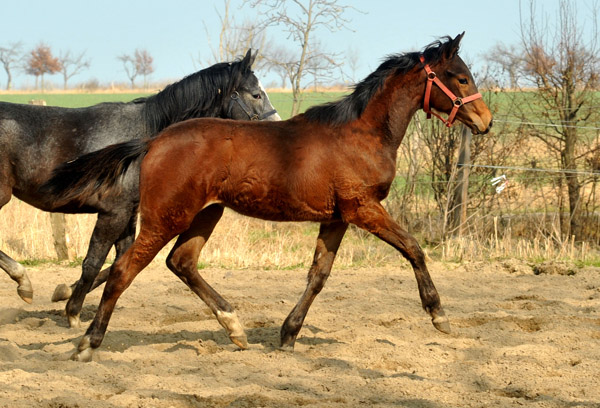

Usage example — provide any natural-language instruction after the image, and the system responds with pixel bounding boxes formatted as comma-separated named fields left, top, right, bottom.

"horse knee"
left=81, top=257, right=104, bottom=281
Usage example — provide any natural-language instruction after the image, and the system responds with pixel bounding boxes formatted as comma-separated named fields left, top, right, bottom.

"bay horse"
left=0, top=49, right=280, bottom=328
left=41, top=33, right=492, bottom=361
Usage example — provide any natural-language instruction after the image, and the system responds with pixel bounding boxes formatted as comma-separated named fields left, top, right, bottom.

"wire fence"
left=383, top=107, right=600, bottom=260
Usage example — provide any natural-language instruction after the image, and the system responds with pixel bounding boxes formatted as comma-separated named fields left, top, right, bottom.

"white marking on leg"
left=68, top=314, right=81, bottom=329
left=216, top=310, right=245, bottom=337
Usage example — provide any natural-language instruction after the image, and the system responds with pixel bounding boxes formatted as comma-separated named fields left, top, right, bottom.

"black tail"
left=39, top=139, right=150, bottom=205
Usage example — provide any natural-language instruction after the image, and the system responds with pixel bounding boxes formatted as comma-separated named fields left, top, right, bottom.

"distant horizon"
left=1, top=0, right=596, bottom=90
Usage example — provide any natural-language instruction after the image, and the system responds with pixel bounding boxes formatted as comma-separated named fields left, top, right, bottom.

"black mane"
left=303, top=36, right=457, bottom=126
left=138, top=59, right=249, bottom=134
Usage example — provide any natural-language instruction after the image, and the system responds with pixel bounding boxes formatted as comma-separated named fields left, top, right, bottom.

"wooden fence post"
left=49, top=213, right=71, bottom=261
left=451, top=125, right=471, bottom=236
left=29, top=99, right=72, bottom=261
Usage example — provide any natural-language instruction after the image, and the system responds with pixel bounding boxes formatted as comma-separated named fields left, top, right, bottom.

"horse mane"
left=137, top=58, right=249, bottom=134
left=303, top=36, right=458, bottom=126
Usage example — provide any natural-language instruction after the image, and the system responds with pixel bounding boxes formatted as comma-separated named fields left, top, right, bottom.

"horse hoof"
left=432, top=315, right=451, bottom=334
left=278, top=343, right=295, bottom=352
left=70, top=348, right=94, bottom=362
left=68, top=315, right=81, bottom=329
left=17, top=288, right=33, bottom=304
left=230, top=335, right=248, bottom=350
left=51, top=284, right=72, bottom=302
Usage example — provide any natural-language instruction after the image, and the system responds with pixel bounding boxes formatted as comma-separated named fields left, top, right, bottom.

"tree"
left=117, top=53, right=138, bottom=89
left=135, top=49, right=154, bottom=89
left=25, top=43, right=61, bottom=91
left=487, top=43, right=523, bottom=89
left=202, top=0, right=268, bottom=70
left=487, top=0, right=600, bottom=239
left=58, top=50, right=90, bottom=90
left=248, top=0, right=357, bottom=115
left=345, top=45, right=360, bottom=84
left=0, top=42, right=22, bottom=90
left=118, top=48, right=154, bottom=89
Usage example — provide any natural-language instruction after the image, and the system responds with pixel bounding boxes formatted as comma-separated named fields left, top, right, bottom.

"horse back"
left=0, top=101, right=144, bottom=210
left=141, top=117, right=393, bottom=223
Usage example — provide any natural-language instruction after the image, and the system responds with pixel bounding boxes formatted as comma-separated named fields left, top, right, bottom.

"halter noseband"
left=227, top=91, right=278, bottom=121
left=419, top=55, right=482, bottom=127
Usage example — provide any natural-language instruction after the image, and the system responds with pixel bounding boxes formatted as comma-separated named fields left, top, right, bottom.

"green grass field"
left=0, top=91, right=347, bottom=120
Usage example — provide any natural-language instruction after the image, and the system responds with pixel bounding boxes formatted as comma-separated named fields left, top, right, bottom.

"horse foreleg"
left=0, top=250, right=33, bottom=303
left=347, top=202, right=450, bottom=334
left=280, top=221, right=348, bottom=350
left=165, top=205, right=248, bottom=349
left=65, top=211, right=132, bottom=328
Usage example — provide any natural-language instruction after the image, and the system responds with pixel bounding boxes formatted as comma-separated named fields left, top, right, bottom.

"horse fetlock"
left=51, top=283, right=73, bottom=302
left=68, top=314, right=82, bottom=329
left=216, top=310, right=247, bottom=348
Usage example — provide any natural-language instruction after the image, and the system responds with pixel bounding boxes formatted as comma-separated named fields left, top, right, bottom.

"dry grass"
left=0, top=199, right=399, bottom=269
left=1, top=198, right=598, bottom=271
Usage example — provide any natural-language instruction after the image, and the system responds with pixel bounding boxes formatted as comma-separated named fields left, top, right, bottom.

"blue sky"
left=0, top=0, right=596, bottom=89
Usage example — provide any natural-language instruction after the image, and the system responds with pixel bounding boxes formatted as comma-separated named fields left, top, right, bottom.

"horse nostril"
left=489, top=119, right=493, bottom=128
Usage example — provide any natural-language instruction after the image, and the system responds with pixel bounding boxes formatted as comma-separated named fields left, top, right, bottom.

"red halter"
left=420, top=55, right=482, bottom=127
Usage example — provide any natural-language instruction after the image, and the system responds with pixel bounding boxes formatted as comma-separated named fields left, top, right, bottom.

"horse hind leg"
left=280, top=221, right=348, bottom=350
left=0, top=250, right=33, bottom=303
left=64, top=209, right=134, bottom=328
left=52, top=211, right=138, bottom=302
left=0, top=186, right=33, bottom=303
left=165, top=205, right=248, bottom=349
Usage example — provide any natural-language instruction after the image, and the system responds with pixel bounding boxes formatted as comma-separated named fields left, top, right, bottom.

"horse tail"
left=39, top=139, right=150, bottom=205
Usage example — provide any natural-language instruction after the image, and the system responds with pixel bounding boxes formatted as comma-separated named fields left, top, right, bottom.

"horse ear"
left=241, top=49, right=257, bottom=71
left=445, top=32, right=465, bottom=59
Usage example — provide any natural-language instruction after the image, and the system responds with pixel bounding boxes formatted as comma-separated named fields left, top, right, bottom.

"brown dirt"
left=0, top=260, right=599, bottom=407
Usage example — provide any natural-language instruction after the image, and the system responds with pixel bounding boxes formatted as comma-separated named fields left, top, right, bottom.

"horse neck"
left=358, top=70, right=424, bottom=149
left=141, top=79, right=225, bottom=135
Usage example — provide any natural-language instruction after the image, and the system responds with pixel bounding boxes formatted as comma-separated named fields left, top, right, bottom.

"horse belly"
left=222, top=178, right=335, bottom=223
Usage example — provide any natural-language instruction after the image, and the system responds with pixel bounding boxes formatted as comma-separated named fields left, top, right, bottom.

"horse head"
left=226, top=49, right=281, bottom=121
left=420, top=32, right=493, bottom=134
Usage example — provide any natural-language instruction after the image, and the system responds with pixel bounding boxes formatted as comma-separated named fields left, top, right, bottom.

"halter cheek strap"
left=420, top=55, right=482, bottom=127
left=228, top=91, right=278, bottom=121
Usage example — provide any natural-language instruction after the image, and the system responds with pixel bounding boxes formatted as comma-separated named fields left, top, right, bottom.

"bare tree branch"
left=58, top=50, right=90, bottom=90
left=0, top=42, right=22, bottom=90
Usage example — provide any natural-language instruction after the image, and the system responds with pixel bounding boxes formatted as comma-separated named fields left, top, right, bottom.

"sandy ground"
left=0, top=259, right=599, bottom=408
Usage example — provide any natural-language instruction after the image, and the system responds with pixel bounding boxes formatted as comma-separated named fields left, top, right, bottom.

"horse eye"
left=458, top=78, right=468, bottom=85
left=253, top=93, right=262, bottom=100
